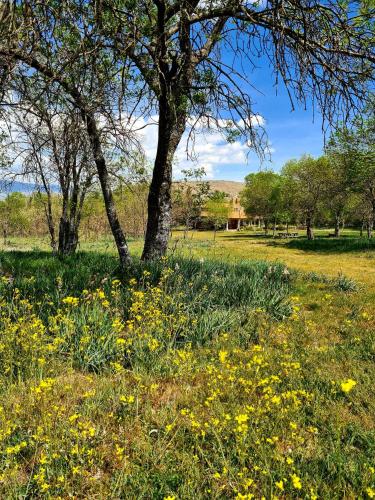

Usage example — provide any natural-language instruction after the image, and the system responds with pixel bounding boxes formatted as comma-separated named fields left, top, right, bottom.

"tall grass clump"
left=0, top=253, right=293, bottom=377
left=301, top=271, right=358, bottom=292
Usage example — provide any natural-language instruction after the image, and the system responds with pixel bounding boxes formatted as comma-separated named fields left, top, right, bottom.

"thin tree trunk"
left=334, top=215, right=341, bottom=238
left=84, top=111, right=131, bottom=269
left=367, top=220, right=373, bottom=239
left=306, top=213, right=314, bottom=240
left=42, top=191, right=57, bottom=253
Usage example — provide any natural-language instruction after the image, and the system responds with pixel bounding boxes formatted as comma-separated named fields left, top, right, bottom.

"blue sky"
left=196, top=53, right=328, bottom=181
left=214, top=82, right=327, bottom=180
left=137, top=53, right=329, bottom=182
left=139, top=74, right=327, bottom=182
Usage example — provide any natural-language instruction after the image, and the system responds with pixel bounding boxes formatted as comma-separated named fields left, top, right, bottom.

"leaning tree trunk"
left=306, top=213, right=314, bottom=240
left=142, top=102, right=185, bottom=261
left=84, top=111, right=131, bottom=269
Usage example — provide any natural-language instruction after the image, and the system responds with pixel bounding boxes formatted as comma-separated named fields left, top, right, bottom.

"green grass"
left=0, top=232, right=374, bottom=499
left=284, top=236, right=375, bottom=253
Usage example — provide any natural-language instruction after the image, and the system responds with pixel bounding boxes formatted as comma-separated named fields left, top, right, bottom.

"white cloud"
left=133, top=114, right=265, bottom=180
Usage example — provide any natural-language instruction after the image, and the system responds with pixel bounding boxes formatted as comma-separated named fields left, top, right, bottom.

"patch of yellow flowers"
left=0, top=268, right=371, bottom=499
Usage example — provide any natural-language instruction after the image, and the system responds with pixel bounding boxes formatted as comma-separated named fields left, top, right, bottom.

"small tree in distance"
left=205, top=191, right=230, bottom=241
left=172, top=168, right=210, bottom=238
left=241, top=171, right=281, bottom=235
left=327, top=100, right=375, bottom=238
left=282, top=156, right=328, bottom=240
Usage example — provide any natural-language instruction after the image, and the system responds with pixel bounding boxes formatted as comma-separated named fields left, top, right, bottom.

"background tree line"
left=241, top=101, right=375, bottom=240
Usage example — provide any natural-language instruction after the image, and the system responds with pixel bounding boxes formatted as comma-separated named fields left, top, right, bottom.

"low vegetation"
left=0, top=233, right=374, bottom=499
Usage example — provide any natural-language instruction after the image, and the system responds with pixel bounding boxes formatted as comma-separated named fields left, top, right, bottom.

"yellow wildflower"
left=341, top=379, right=357, bottom=393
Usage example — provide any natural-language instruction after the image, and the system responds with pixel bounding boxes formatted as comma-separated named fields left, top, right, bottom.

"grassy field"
left=0, top=230, right=374, bottom=499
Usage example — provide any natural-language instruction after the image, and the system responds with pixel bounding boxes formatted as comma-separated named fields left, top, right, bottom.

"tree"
left=1, top=0, right=374, bottom=265
left=172, top=168, right=210, bottom=237
left=241, top=171, right=281, bottom=235
left=0, top=192, right=29, bottom=244
left=107, top=0, right=375, bottom=259
left=327, top=100, right=375, bottom=237
left=322, top=156, right=354, bottom=237
left=0, top=1, right=142, bottom=268
left=1, top=84, right=98, bottom=254
left=282, top=156, right=329, bottom=240
left=205, top=191, right=229, bottom=240
left=278, top=175, right=299, bottom=233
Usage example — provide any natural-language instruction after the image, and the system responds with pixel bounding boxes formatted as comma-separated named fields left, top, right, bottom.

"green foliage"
left=0, top=192, right=29, bottom=241
left=327, top=99, right=375, bottom=231
left=281, top=155, right=329, bottom=216
left=241, top=170, right=281, bottom=220
left=205, top=194, right=230, bottom=233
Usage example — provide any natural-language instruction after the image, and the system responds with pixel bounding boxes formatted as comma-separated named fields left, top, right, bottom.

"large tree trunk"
left=306, top=213, right=314, bottom=240
left=142, top=103, right=185, bottom=261
left=58, top=217, right=78, bottom=255
left=85, top=111, right=131, bottom=269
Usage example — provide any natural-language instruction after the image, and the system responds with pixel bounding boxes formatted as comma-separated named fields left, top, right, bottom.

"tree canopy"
left=0, top=0, right=374, bottom=265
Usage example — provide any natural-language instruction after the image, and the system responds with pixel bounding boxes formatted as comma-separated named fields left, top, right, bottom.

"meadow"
left=0, top=230, right=374, bottom=499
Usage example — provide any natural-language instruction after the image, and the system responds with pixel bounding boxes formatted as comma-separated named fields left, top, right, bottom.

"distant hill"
left=0, top=180, right=60, bottom=196
left=0, top=180, right=38, bottom=194
left=175, top=179, right=245, bottom=198
left=206, top=180, right=245, bottom=198
left=1, top=178, right=244, bottom=199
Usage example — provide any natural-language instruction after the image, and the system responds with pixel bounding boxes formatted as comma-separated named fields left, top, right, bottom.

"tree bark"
left=58, top=217, right=78, bottom=255
left=334, top=214, right=341, bottom=238
left=43, top=191, right=57, bottom=253
left=306, top=213, right=314, bottom=240
left=85, top=111, right=131, bottom=269
left=367, top=220, right=373, bottom=239
left=142, top=103, right=185, bottom=261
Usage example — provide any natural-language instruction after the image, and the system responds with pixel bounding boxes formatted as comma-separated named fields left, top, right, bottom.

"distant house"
left=226, top=196, right=248, bottom=229
left=199, top=181, right=250, bottom=230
